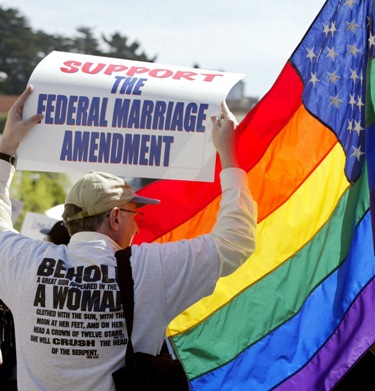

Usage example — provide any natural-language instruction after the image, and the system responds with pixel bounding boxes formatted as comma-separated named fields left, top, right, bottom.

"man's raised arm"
left=0, top=86, right=43, bottom=231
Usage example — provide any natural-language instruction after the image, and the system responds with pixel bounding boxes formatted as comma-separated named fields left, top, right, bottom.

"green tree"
left=34, top=31, right=75, bottom=58
left=0, top=7, right=40, bottom=95
left=102, top=32, right=157, bottom=62
left=0, top=6, right=156, bottom=95
left=10, top=171, right=71, bottom=230
left=73, top=26, right=101, bottom=55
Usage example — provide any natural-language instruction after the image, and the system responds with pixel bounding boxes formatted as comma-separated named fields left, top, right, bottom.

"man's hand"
left=0, top=85, right=43, bottom=155
left=211, top=101, right=239, bottom=169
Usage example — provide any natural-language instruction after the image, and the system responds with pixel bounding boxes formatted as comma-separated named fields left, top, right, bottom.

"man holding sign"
left=0, top=86, right=257, bottom=390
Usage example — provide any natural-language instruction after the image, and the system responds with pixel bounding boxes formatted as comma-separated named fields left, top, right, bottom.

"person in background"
left=40, top=220, right=70, bottom=245
left=0, top=299, right=17, bottom=390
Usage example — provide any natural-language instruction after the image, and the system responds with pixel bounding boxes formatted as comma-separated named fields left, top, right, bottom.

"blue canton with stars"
left=291, top=0, right=374, bottom=183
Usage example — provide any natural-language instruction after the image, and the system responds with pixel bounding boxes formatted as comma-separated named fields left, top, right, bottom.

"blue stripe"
left=191, top=211, right=375, bottom=391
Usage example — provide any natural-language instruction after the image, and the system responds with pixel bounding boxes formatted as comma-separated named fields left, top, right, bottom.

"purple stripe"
left=370, top=189, right=375, bottom=254
left=275, top=276, right=375, bottom=390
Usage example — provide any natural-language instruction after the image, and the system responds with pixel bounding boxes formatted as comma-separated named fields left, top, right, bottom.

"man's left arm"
left=0, top=86, right=43, bottom=231
left=0, top=161, right=16, bottom=231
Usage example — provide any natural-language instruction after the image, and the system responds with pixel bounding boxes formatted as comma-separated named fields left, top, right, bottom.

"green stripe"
left=366, top=58, right=375, bottom=126
left=172, top=168, right=369, bottom=379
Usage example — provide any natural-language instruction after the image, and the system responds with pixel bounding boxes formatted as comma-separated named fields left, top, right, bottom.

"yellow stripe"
left=167, top=143, right=349, bottom=336
left=157, top=104, right=336, bottom=242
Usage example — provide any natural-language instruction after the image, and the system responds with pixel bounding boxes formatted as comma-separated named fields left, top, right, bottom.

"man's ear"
left=108, top=208, right=121, bottom=231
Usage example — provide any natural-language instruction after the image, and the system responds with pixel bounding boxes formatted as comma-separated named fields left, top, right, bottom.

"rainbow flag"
left=135, top=0, right=375, bottom=389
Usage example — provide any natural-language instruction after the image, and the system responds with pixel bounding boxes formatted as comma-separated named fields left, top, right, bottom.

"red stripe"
left=134, top=62, right=303, bottom=244
left=237, top=61, right=303, bottom=171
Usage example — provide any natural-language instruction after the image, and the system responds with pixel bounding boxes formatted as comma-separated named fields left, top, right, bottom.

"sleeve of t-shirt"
left=211, top=167, right=257, bottom=276
left=0, top=160, right=17, bottom=232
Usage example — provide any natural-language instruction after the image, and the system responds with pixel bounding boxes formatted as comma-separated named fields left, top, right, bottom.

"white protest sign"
left=20, top=212, right=58, bottom=240
left=18, top=51, right=244, bottom=182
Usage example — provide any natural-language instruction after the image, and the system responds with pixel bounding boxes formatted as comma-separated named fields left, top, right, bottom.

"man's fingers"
left=24, top=114, right=43, bottom=129
left=211, top=115, right=220, bottom=127
left=221, top=101, right=237, bottom=124
left=221, top=101, right=231, bottom=118
left=13, top=85, right=33, bottom=110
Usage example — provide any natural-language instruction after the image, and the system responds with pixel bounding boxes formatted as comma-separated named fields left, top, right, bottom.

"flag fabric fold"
left=134, top=0, right=375, bottom=389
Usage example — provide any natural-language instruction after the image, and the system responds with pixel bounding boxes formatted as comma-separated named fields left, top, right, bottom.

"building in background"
left=227, top=79, right=258, bottom=122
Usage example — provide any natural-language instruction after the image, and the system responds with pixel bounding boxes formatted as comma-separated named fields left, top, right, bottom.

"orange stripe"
left=157, top=105, right=337, bottom=243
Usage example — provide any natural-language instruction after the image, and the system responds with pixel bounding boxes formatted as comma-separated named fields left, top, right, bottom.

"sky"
left=1, top=0, right=325, bottom=99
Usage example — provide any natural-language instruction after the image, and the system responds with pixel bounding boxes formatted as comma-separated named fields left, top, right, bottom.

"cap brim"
left=40, top=227, right=51, bottom=235
left=132, top=195, right=160, bottom=207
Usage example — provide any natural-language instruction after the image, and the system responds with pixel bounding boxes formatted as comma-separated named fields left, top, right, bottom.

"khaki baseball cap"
left=65, top=171, right=160, bottom=222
